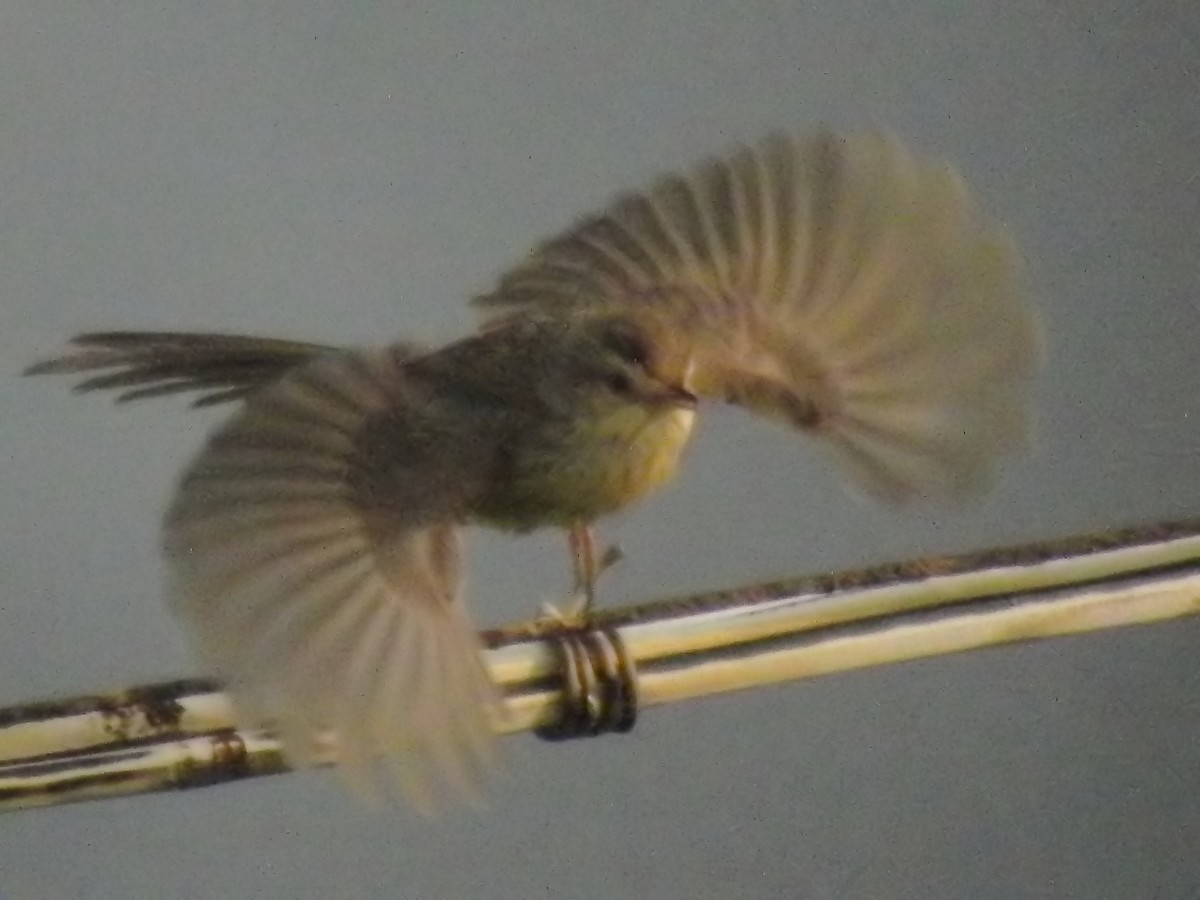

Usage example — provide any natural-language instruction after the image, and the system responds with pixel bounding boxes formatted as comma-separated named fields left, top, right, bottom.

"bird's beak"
left=647, top=378, right=697, bottom=408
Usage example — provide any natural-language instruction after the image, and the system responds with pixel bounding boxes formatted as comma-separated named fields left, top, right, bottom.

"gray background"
left=2, top=1, right=1198, bottom=897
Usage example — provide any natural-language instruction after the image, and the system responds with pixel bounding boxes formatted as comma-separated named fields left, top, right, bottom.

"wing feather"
left=165, top=345, right=499, bottom=806
left=476, top=130, right=1041, bottom=501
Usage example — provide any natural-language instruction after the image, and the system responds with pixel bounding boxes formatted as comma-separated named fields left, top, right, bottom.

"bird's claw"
left=539, top=593, right=591, bottom=628
left=598, top=542, right=624, bottom=573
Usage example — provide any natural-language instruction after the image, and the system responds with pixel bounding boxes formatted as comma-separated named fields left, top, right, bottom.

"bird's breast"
left=474, top=406, right=696, bottom=531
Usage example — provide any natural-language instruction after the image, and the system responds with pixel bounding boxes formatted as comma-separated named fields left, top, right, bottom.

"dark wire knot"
left=534, top=627, right=639, bottom=742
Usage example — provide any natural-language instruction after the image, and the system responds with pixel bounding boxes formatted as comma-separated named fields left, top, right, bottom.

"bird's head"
left=561, top=316, right=697, bottom=421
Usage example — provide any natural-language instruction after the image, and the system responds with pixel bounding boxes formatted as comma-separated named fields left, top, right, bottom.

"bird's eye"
left=605, top=370, right=636, bottom=395
left=599, top=322, right=651, bottom=369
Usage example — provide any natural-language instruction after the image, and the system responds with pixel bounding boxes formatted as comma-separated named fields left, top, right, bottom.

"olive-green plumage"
left=425, top=316, right=698, bottom=529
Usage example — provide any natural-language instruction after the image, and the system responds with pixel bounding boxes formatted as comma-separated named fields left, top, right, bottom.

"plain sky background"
left=2, top=1, right=1198, bottom=897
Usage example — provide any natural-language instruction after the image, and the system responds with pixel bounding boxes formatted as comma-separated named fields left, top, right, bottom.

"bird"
left=25, top=130, right=1041, bottom=809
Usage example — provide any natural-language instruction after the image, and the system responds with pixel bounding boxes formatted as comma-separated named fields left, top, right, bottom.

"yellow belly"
left=586, top=406, right=696, bottom=512
left=478, top=406, right=696, bottom=531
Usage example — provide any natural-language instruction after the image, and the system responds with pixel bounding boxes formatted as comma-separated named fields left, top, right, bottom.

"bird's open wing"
left=475, top=132, right=1041, bottom=501
left=165, top=345, right=499, bottom=808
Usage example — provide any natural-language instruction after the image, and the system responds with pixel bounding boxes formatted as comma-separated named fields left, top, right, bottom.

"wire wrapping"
left=534, top=629, right=639, bottom=742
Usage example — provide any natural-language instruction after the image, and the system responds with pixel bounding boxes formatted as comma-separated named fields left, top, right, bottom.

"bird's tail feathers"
left=24, top=331, right=341, bottom=406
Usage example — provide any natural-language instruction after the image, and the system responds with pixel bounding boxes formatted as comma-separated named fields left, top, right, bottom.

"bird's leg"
left=569, top=521, right=627, bottom=611
left=571, top=522, right=601, bottom=612
left=541, top=522, right=624, bottom=625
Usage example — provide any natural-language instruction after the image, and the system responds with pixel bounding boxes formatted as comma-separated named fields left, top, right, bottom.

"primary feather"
left=477, top=131, right=1041, bottom=500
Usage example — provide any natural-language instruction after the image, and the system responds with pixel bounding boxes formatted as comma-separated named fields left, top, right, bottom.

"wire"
left=2, top=519, right=1197, bottom=813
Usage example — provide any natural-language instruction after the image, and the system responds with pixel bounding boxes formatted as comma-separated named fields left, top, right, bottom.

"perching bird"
left=26, top=131, right=1040, bottom=808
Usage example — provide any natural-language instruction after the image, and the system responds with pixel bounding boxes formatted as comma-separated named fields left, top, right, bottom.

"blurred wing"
left=164, top=345, right=499, bottom=809
left=476, top=132, right=1041, bottom=501
left=24, top=331, right=339, bottom=406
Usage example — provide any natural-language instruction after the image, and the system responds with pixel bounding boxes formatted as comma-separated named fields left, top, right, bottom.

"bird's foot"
left=539, top=592, right=591, bottom=628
